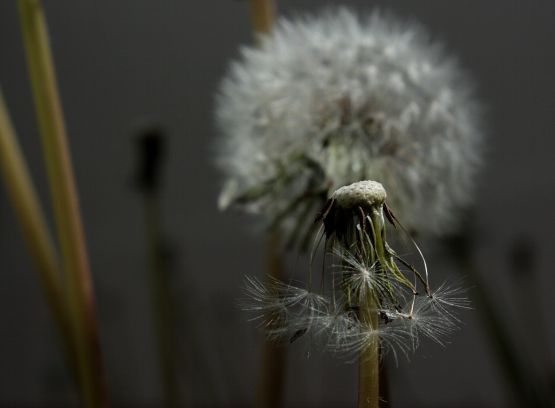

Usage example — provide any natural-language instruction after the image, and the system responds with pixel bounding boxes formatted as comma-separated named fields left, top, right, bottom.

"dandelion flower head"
left=216, top=8, right=482, bottom=238
left=242, top=181, right=470, bottom=359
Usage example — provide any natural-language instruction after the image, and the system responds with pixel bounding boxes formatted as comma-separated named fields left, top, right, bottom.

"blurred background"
left=0, top=0, right=554, bottom=407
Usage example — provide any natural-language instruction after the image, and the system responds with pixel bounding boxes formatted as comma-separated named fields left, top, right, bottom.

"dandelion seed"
left=241, top=276, right=289, bottom=335
left=332, top=248, right=391, bottom=305
left=241, top=275, right=328, bottom=340
left=428, top=281, right=472, bottom=323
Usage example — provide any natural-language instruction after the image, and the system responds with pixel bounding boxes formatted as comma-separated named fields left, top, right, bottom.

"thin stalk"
left=246, top=3, right=282, bottom=406
left=357, top=299, right=379, bottom=408
left=256, top=230, right=286, bottom=408
left=17, top=1, right=108, bottom=406
left=248, top=0, right=275, bottom=37
left=357, top=214, right=382, bottom=408
left=144, top=193, right=179, bottom=408
left=0, top=90, right=75, bottom=370
left=134, top=129, right=178, bottom=408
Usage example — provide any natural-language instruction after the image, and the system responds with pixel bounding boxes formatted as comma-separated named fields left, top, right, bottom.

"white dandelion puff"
left=216, top=8, right=483, bottom=240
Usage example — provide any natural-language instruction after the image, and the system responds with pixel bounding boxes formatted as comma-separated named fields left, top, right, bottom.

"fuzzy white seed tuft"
left=216, top=8, right=483, bottom=238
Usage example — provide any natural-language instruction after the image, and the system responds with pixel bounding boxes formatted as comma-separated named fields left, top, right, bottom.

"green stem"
left=17, top=1, right=108, bottom=406
left=369, top=208, right=414, bottom=292
left=357, top=285, right=379, bottom=408
left=0, top=89, right=76, bottom=371
left=356, top=205, right=400, bottom=408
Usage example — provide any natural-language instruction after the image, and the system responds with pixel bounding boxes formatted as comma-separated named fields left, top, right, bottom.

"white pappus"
left=215, top=8, right=483, bottom=242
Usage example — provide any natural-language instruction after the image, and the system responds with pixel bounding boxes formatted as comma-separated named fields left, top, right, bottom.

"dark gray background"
left=1, top=0, right=554, bottom=407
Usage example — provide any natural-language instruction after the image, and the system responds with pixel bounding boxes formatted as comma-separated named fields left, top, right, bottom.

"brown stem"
left=246, top=2, right=281, bottom=406
left=249, top=0, right=276, bottom=37
left=17, top=1, right=108, bottom=406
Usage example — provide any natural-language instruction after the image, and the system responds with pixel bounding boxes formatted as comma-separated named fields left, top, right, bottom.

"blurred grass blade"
left=17, top=1, right=108, bottom=406
left=0, top=89, right=76, bottom=369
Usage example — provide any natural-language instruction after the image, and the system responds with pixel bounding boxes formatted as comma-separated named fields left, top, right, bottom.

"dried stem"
left=0, top=90, right=76, bottom=369
left=248, top=0, right=275, bottom=37
left=246, top=2, right=283, bottom=407
left=17, top=1, right=108, bottom=406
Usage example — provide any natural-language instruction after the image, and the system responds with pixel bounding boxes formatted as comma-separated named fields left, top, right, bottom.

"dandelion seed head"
left=216, top=8, right=483, bottom=237
left=332, top=180, right=386, bottom=209
left=240, top=179, right=469, bottom=360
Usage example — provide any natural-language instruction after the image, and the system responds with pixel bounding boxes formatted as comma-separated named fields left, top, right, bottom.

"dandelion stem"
left=17, top=1, right=108, bottom=406
left=248, top=0, right=275, bottom=37
left=357, top=203, right=391, bottom=408
left=0, top=90, right=76, bottom=373
left=357, top=297, right=379, bottom=408
left=245, top=2, right=284, bottom=406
